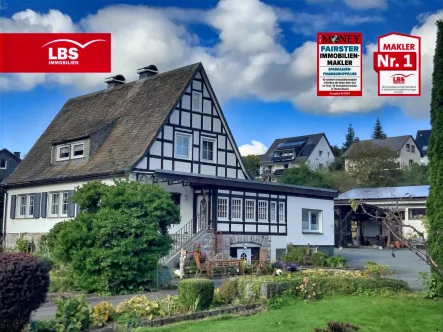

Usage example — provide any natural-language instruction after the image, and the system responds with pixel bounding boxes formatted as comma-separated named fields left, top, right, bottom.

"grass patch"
left=136, top=294, right=443, bottom=332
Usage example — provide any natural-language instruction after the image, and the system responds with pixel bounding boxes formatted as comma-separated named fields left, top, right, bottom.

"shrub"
left=273, top=261, right=298, bottom=272
left=54, top=297, right=90, bottom=332
left=327, top=255, right=347, bottom=268
left=46, top=180, right=180, bottom=294
left=234, top=275, right=409, bottom=303
left=418, top=272, right=440, bottom=299
left=312, top=252, right=329, bottom=267
left=0, top=253, right=50, bottom=332
left=301, top=269, right=366, bottom=278
left=295, top=277, right=320, bottom=300
left=29, top=319, right=56, bottom=332
left=281, top=245, right=307, bottom=264
left=213, top=278, right=238, bottom=304
left=91, top=301, right=114, bottom=327
left=314, top=321, right=360, bottom=332
left=115, top=295, right=165, bottom=320
left=48, top=265, right=78, bottom=293
left=178, top=278, right=214, bottom=310
left=159, top=295, right=185, bottom=316
left=364, top=261, right=392, bottom=278
left=115, top=312, right=141, bottom=328
left=14, top=235, right=30, bottom=253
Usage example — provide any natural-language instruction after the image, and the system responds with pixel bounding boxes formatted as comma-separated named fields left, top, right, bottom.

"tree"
left=45, top=180, right=180, bottom=294
left=346, top=141, right=402, bottom=187
left=331, top=145, right=342, bottom=158
left=279, top=163, right=331, bottom=189
left=427, top=19, right=443, bottom=295
left=342, top=124, right=355, bottom=151
left=398, top=164, right=429, bottom=186
left=243, top=155, right=261, bottom=178
left=371, top=117, right=385, bottom=139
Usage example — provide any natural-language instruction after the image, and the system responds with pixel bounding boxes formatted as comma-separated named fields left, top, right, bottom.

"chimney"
left=380, top=134, right=387, bottom=140
left=13, top=152, right=21, bottom=159
left=353, top=138, right=360, bottom=143
left=137, top=65, right=158, bottom=79
left=104, top=74, right=126, bottom=89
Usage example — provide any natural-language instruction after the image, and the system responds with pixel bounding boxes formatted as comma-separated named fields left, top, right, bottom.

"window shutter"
left=34, top=193, right=41, bottom=218
left=41, top=192, right=47, bottom=218
left=302, top=210, right=309, bottom=230
left=67, top=190, right=75, bottom=217
left=10, top=195, right=16, bottom=219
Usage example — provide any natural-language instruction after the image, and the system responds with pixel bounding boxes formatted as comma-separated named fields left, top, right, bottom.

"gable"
left=134, top=68, right=249, bottom=179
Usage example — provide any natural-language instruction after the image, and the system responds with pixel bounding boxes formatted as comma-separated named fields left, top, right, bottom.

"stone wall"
left=3, top=233, right=45, bottom=251
left=220, top=234, right=272, bottom=261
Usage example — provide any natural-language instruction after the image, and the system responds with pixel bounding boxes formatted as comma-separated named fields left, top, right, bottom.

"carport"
left=334, top=202, right=399, bottom=248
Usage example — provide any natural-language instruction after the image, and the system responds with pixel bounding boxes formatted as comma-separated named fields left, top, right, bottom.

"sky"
left=0, top=0, right=440, bottom=157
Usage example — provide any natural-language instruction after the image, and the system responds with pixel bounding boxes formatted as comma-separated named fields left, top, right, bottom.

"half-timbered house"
left=2, top=63, right=337, bottom=264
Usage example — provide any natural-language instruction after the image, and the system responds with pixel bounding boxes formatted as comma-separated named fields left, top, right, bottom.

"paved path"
left=33, top=278, right=222, bottom=321
left=336, top=248, right=430, bottom=290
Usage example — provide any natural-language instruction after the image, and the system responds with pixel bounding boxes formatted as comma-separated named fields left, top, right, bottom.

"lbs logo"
left=391, top=73, right=414, bottom=84
left=43, top=39, right=107, bottom=65
left=0, top=33, right=111, bottom=73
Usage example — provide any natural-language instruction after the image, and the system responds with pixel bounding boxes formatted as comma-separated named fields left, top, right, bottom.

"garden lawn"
left=139, top=295, right=443, bottom=332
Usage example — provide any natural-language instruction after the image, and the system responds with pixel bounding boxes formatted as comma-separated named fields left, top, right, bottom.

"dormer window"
left=71, top=142, right=84, bottom=158
left=55, top=141, right=85, bottom=161
left=57, top=145, right=70, bottom=161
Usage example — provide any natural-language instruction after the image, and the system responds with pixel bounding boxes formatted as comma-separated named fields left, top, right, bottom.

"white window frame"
left=201, top=137, right=217, bottom=163
left=56, top=144, right=70, bottom=161
left=71, top=142, right=85, bottom=159
left=61, top=192, right=69, bottom=217
left=411, top=145, right=416, bottom=153
left=270, top=201, right=277, bottom=223
left=279, top=202, right=285, bottom=223
left=28, top=194, right=35, bottom=218
left=258, top=200, right=268, bottom=222
left=0, top=159, right=7, bottom=169
left=231, top=198, right=242, bottom=221
left=174, top=132, right=192, bottom=160
left=217, top=197, right=229, bottom=221
left=17, top=195, right=27, bottom=218
left=245, top=199, right=256, bottom=221
left=302, top=209, right=322, bottom=233
left=192, top=91, right=202, bottom=112
left=49, top=192, right=60, bottom=217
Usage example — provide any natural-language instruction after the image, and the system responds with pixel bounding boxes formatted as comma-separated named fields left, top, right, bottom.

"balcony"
left=272, top=155, right=294, bottom=162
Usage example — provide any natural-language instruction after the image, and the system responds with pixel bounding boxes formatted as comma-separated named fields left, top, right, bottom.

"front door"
left=197, top=195, right=208, bottom=233
left=237, top=249, right=252, bottom=263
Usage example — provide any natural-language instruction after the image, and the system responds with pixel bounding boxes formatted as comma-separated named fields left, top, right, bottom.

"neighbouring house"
left=1, top=63, right=337, bottom=265
left=334, top=185, right=428, bottom=248
left=259, top=134, right=335, bottom=182
left=415, top=129, right=431, bottom=165
left=0, top=149, right=21, bottom=183
left=342, top=135, right=421, bottom=171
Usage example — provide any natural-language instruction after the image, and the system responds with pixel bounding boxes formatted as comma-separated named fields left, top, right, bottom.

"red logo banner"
left=0, top=33, right=111, bottom=73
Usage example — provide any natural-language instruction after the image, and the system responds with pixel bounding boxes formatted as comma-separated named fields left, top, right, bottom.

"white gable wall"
left=307, top=136, right=335, bottom=169
left=398, top=137, right=421, bottom=167
left=135, top=69, right=248, bottom=180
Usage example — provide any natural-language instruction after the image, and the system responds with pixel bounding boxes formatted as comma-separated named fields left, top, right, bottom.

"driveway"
left=336, top=248, right=430, bottom=290
left=32, top=278, right=223, bottom=321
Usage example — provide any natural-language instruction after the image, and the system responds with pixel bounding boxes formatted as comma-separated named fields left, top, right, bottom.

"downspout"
left=2, top=191, right=8, bottom=247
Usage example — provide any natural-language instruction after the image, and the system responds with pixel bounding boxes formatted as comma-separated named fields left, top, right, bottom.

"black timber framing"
left=216, top=189, right=288, bottom=235
left=139, top=72, right=248, bottom=179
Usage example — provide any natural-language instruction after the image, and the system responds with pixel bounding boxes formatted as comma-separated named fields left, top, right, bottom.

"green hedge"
left=235, top=275, right=410, bottom=303
left=178, top=279, right=214, bottom=310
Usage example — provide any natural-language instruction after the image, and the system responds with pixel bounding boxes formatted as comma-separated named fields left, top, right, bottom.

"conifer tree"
left=427, top=20, right=443, bottom=294
left=371, top=117, right=385, bottom=139
left=342, top=124, right=355, bottom=151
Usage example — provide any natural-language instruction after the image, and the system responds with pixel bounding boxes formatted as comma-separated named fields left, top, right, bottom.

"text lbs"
left=48, top=48, right=79, bottom=60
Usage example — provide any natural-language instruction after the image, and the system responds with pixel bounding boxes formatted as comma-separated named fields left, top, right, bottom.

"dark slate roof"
left=0, top=149, right=21, bottom=162
left=5, top=63, right=201, bottom=186
left=154, top=169, right=337, bottom=199
left=260, top=133, right=329, bottom=164
left=342, top=135, right=412, bottom=158
left=415, top=129, right=431, bottom=156
left=336, top=185, right=429, bottom=200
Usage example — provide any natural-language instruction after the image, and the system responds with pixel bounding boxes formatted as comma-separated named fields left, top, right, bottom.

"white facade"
left=398, top=136, right=421, bottom=167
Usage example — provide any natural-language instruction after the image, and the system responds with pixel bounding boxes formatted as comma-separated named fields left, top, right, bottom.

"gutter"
left=2, top=191, right=7, bottom=246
